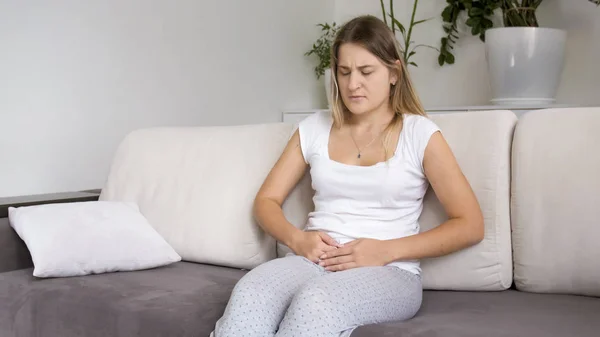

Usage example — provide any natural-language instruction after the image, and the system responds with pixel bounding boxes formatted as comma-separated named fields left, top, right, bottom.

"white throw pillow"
left=8, top=201, right=181, bottom=278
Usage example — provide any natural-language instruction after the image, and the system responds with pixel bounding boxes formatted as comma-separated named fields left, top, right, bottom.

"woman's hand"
left=317, top=238, right=392, bottom=271
left=290, top=231, right=343, bottom=263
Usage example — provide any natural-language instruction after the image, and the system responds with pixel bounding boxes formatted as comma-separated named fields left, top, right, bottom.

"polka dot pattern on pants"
left=210, top=254, right=422, bottom=337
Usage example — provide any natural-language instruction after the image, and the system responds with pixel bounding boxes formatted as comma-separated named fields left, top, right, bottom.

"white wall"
left=538, top=1, right=600, bottom=105
left=334, top=0, right=600, bottom=108
left=0, top=0, right=334, bottom=197
left=2, top=0, right=597, bottom=198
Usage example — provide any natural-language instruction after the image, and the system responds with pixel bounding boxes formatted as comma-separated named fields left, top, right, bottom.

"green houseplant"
left=305, top=22, right=339, bottom=107
left=379, top=0, right=438, bottom=68
left=438, top=0, right=600, bottom=66
left=437, top=0, right=599, bottom=106
left=305, top=22, right=339, bottom=80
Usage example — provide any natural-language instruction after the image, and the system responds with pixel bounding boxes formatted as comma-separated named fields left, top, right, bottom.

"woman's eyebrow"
left=338, top=65, right=375, bottom=70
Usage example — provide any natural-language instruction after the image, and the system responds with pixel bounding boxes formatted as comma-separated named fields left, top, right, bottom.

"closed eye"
left=339, top=70, right=373, bottom=76
left=338, top=65, right=375, bottom=76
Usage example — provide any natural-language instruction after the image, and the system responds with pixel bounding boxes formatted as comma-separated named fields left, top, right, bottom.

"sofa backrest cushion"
left=511, top=107, right=600, bottom=297
left=418, top=110, right=517, bottom=291
left=99, top=123, right=300, bottom=270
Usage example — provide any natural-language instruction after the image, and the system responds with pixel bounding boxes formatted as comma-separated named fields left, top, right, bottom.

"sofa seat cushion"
left=3, top=264, right=598, bottom=337
left=0, top=262, right=246, bottom=337
left=352, top=290, right=600, bottom=337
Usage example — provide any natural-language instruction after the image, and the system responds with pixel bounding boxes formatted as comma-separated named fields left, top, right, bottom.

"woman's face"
left=335, top=42, right=397, bottom=116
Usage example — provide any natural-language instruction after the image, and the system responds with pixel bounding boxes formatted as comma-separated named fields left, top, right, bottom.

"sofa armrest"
left=0, top=190, right=101, bottom=273
left=0, top=216, right=33, bottom=273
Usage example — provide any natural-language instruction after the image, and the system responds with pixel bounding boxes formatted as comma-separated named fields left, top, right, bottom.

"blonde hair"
left=329, top=15, right=427, bottom=159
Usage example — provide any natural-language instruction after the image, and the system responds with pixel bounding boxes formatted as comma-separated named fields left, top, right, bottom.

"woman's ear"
left=390, top=59, right=401, bottom=85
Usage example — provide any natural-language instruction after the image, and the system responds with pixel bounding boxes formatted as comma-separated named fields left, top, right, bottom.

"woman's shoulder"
left=401, top=113, right=441, bottom=169
left=300, top=110, right=332, bottom=127
left=298, top=110, right=332, bottom=136
left=296, top=110, right=332, bottom=163
left=403, top=112, right=436, bottom=126
left=402, top=113, right=440, bottom=136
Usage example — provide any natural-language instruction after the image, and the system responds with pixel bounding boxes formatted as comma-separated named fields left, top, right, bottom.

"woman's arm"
left=253, top=130, right=307, bottom=248
left=383, top=131, right=484, bottom=263
left=253, top=129, right=341, bottom=259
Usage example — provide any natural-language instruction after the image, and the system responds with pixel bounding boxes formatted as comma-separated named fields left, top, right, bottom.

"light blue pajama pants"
left=210, top=254, right=422, bottom=337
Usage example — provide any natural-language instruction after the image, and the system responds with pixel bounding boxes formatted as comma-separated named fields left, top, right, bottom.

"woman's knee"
left=229, top=257, right=286, bottom=293
left=227, top=255, right=320, bottom=307
left=287, top=281, right=339, bottom=317
left=275, top=282, right=344, bottom=337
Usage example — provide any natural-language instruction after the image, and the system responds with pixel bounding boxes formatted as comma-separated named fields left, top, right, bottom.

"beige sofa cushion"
left=99, top=123, right=298, bottom=270
left=418, top=110, right=516, bottom=291
left=511, top=107, right=600, bottom=297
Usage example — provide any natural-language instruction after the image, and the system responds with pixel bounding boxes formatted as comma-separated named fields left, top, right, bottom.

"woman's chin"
left=344, top=101, right=370, bottom=115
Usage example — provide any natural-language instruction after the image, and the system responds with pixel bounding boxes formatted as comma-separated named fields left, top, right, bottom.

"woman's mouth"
left=349, top=95, right=365, bottom=102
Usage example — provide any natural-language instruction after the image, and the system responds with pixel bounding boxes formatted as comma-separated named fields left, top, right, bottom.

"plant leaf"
left=442, top=6, right=454, bottom=22
left=438, top=53, right=445, bottom=66
left=380, top=0, right=388, bottom=25
left=413, top=18, right=432, bottom=25
left=481, top=18, right=494, bottom=29
left=391, top=17, right=406, bottom=35
left=466, top=17, right=480, bottom=27
left=469, top=7, right=484, bottom=16
left=413, top=44, right=440, bottom=53
left=463, top=0, right=473, bottom=11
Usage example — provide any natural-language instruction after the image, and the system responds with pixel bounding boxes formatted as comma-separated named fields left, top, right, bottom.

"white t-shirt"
left=297, top=110, right=441, bottom=275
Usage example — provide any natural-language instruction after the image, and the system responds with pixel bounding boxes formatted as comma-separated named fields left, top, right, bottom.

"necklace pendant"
left=357, top=153, right=361, bottom=159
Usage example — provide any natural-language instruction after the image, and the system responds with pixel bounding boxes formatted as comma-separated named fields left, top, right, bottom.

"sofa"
left=1, top=107, right=599, bottom=337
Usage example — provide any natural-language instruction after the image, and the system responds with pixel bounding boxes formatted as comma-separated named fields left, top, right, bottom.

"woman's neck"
left=348, top=104, right=395, bottom=132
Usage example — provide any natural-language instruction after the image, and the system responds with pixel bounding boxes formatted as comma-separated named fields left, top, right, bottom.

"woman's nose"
left=348, top=72, right=361, bottom=90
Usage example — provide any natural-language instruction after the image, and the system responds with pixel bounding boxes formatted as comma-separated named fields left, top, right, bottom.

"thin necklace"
left=349, top=127, right=383, bottom=159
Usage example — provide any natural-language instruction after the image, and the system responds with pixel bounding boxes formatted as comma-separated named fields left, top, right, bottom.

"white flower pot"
left=324, top=68, right=332, bottom=108
left=485, top=27, right=567, bottom=105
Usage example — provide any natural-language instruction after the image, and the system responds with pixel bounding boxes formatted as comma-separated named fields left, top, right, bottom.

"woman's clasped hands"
left=291, top=231, right=392, bottom=272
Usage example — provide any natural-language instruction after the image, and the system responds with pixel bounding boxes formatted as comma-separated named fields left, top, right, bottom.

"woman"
left=211, top=15, right=483, bottom=337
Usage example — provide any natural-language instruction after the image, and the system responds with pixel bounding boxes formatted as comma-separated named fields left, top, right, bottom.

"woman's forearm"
left=384, top=217, right=484, bottom=264
left=253, top=197, right=304, bottom=250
